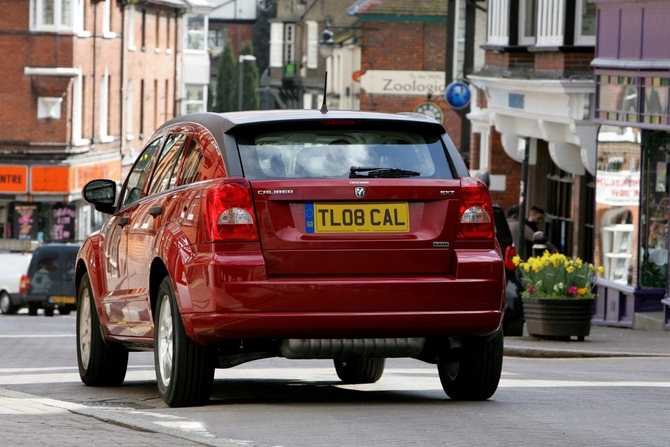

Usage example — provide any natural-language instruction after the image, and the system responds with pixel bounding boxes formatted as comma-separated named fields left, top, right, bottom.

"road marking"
left=0, top=334, right=74, bottom=338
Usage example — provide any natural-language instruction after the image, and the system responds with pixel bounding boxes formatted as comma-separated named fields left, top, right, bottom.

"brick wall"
left=358, top=21, right=460, bottom=145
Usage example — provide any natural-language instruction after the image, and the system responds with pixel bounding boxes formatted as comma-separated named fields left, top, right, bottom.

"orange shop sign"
left=0, top=165, right=28, bottom=193
left=30, top=166, right=71, bottom=193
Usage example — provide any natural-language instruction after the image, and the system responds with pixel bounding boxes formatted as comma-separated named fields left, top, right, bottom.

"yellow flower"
left=596, top=266, right=604, bottom=275
left=578, top=287, right=588, bottom=296
left=566, top=266, right=574, bottom=273
left=512, top=255, right=521, bottom=266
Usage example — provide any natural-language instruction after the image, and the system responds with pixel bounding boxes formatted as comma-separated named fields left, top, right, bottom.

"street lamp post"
left=238, top=54, right=257, bottom=111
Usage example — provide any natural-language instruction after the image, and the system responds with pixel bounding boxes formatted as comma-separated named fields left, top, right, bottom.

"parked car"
left=0, top=252, right=33, bottom=315
left=18, top=243, right=80, bottom=316
left=491, top=204, right=524, bottom=336
left=76, top=110, right=505, bottom=407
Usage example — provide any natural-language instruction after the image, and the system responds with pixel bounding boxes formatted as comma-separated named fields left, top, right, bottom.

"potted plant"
left=513, top=252, right=604, bottom=341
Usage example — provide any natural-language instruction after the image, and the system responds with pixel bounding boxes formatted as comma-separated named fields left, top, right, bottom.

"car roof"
left=157, top=110, right=447, bottom=134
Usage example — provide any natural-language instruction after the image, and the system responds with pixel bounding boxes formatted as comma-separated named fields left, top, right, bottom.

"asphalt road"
left=1, top=312, right=669, bottom=447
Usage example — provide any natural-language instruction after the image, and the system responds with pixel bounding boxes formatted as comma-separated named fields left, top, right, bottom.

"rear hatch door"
left=251, top=179, right=461, bottom=276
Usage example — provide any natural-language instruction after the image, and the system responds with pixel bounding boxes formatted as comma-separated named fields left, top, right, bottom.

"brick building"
left=0, top=0, right=209, bottom=247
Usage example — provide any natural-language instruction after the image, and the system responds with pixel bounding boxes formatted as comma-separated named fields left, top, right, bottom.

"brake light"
left=19, top=274, right=29, bottom=294
left=205, top=178, right=259, bottom=241
left=456, top=177, right=494, bottom=240
left=504, top=245, right=517, bottom=270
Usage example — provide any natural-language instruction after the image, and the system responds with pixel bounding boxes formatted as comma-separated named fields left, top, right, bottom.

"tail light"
left=456, top=177, right=494, bottom=240
left=19, top=274, right=30, bottom=294
left=205, top=178, right=259, bottom=241
left=504, top=245, right=517, bottom=270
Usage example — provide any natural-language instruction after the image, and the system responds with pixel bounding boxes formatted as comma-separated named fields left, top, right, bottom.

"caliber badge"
left=355, top=187, right=366, bottom=198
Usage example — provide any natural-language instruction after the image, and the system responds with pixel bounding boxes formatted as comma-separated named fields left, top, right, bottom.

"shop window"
left=546, top=157, right=573, bottom=256
left=639, top=132, right=670, bottom=289
left=595, top=126, right=641, bottom=285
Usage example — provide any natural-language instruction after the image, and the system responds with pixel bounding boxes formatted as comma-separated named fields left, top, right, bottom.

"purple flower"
left=567, top=286, right=578, bottom=297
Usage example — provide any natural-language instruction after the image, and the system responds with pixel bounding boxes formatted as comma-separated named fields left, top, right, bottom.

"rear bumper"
left=184, top=310, right=504, bottom=345
left=178, top=248, right=505, bottom=345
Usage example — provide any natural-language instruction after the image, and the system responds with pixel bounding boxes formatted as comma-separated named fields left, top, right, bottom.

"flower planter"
left=522, top=297, right=595, bottom=341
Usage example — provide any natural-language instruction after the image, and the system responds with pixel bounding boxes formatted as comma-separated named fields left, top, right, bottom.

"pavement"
left=1, top=325, right=668, bottom=446
left=504, top=324, right=670, bottom=358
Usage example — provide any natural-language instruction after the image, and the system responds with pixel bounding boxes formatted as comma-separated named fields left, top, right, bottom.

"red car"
left=76, top=110, right=505, bottom=407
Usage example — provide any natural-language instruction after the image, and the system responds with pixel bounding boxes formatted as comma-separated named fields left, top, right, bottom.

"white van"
left=0, top=252, right=33, bottom=314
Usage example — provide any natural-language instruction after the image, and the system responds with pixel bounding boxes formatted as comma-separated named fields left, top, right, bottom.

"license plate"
left=49, top=296, right=76, bottom=305
left=305, top=203, right=409, bottom=233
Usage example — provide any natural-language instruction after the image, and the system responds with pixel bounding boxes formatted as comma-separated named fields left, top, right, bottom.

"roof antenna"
left=320, top=71, right=328, bottom=114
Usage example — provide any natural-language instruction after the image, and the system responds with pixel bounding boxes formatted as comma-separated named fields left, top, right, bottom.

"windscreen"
left=237, top=128, right=454, bottom=180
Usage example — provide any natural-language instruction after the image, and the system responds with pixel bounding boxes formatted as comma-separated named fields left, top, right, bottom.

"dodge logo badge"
left=355, top=187, right=365, bottom=198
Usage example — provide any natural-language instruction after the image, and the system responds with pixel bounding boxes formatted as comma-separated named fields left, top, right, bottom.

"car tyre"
left=154, top=276, right=214, bottom=408
left=334, top=358, right=386, bottom=384
left=28, top=303, right=38, bottom=316
left=438, top=332, right=503, bottom=400
left=58, top=307, right=72, bottom=316
left=77, top=273, right=128, bottom=386
left=44, top=306, right=55, bottom=317
left=0, top=291, right=18, bottom=315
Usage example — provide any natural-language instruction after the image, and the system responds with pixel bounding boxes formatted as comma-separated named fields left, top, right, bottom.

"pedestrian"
left=524, top=206, right=558, bottom=258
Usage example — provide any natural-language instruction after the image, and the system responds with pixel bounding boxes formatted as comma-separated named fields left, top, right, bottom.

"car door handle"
left=149, top=206, right=164, bottom=217
left=118, top=217, right=129, bottom=227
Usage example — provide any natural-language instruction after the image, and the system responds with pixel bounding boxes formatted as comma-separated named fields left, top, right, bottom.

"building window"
left=185, top=14, right=206, bottom=51
left=126, top=79, right=134, bottom=141
left=488, top=0, right=592, bottom=48
left=141, top=9, right=146, bottom=51
left=209, top=27, right=228, bottom=51
left=31, top=0, right=73, bottom=31
left=100, top=70, right=112, bottom=142
left=127, top=7, right=136, bottom=51
left=518, top=0, right=536, bottom=46
left=184, top=84, right=206, bottom=114
left=306, top=21, right=318, bottom=69
left=166, top=12, right=172, bottom=53
left=269, top=22, right=284, bottom=68
left=486, top=0, right=509, bottom=46
left=284, top=23, right=296, bottom=64
left=102, top=0, right=115, bottom=38
left=574, top=0, right=596, bottom=46
left=535, top=0, right=565, bottom=47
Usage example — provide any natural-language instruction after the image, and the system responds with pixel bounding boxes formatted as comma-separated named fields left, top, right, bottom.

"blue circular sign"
left=445, top=81, right=471, bottom=110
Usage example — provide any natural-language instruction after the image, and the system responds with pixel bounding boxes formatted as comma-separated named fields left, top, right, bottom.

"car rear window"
left=237, top=128, right=454, bottom=180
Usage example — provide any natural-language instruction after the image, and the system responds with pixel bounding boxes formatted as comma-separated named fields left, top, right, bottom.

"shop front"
left=0, top=158, right=121, bottom=251
left=593, top=73, right=670, bottom=330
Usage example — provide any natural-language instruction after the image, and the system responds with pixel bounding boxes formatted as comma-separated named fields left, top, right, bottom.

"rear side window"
left=148, top=133, right=190, bottom=195
left=34, top=250, right=60, bottom=274
left=237, top=129, right=453, bottom=179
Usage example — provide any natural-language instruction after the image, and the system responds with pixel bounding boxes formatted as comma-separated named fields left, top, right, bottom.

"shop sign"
left=595, top=170, right=640, bottom=206
left=31, top=166, right=70, bottom=193
left=0, top=165, right=28, bottom=193
left=359, top=70, right=446, bottom=96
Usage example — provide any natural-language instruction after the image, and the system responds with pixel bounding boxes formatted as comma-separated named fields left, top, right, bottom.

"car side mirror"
left=83, top=179, right=117, bottom=214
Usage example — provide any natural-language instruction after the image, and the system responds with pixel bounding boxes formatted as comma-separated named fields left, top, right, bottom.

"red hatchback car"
left=76, top=110, right=505, bottom=407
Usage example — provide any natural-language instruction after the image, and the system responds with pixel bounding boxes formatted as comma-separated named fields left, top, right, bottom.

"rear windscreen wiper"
left=349, top=166, right=421, bottom=178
